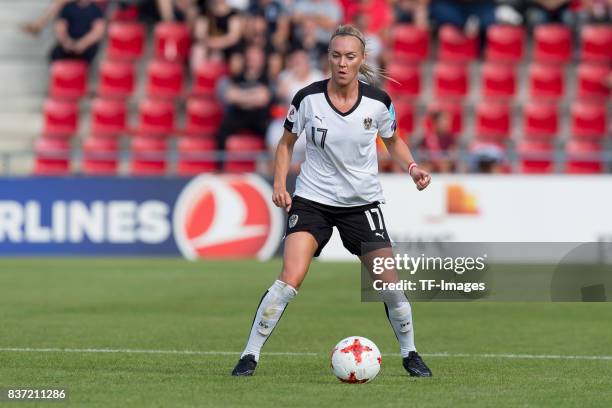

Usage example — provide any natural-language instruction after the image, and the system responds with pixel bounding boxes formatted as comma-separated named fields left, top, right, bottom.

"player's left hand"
left=411, top=167, right=431, bottom=191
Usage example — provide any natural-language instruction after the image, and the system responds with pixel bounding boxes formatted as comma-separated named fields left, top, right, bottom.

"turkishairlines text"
left=0, top=200, right=171, bottom=244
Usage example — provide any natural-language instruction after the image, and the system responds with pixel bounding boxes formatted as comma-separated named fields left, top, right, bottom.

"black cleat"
left=402, top=351, right=432, bottom=377
left=231, top=354, right=257, bottom=376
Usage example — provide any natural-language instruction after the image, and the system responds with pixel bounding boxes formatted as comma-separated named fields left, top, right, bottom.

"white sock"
left=381, top=289, right=416, bottom=358
left=241, top=280, right=297, bottom=362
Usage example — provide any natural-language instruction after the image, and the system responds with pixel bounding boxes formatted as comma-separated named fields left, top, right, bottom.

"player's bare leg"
left=278, top=232, right=318, bottom=289
left=232, top=232, right=318, bottom=376
left=360, top=247, right=432, bottom=377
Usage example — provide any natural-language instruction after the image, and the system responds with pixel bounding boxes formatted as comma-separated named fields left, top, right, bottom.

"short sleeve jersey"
left=284, top=79, right=397, bottom=207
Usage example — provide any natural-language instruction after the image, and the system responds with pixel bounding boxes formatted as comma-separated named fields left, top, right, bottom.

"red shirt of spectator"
left=339, top=0, right=393, bottom=34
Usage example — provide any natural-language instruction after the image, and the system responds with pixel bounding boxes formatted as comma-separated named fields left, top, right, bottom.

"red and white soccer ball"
left=330, top=336, right=382, bottom=383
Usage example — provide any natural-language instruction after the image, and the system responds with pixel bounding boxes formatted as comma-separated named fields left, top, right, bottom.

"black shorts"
left=285, top=196, right=392, bottom=257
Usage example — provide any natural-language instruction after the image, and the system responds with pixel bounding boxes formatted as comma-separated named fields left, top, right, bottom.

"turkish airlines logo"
left=173, top=175, right=284, bottom=260
left=447, top=184, right=479, bottom=215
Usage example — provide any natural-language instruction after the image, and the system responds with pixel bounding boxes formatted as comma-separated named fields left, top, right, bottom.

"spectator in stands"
left=291, top=0, right=343, bottom=50
left=238, top=13, right=284, bottom=81
left=153, top=0, right=199, bottom=22
left=216, top=44, right=272, bottom=152
left=290, top=18, right=329, bottom=70
left=276, top=48, right=324, bottom=105
left=576, top=0, right=612, bottom=23
left=468, top=141, right=505, bottom=173
left=428, top=0, right=496, bottom=38
left=191, top=0, right=243, bottom=70
left=49, top=0, right=106, bottom=64
left=524, top=0, right=574, bottom=26
left=493, top=0, right=525, bottom=25
left=341, top=0, right=394, bottom=38
left=21, top=0, right=72, bottom=36
left=248, top=0, right=291, bottom=53
left=393, top=0, right=430, bottom=26
left=420, top=110, right=457, bottom=173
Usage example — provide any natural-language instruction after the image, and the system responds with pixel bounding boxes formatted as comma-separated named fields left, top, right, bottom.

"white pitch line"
left=0, top=347, right=611, bottom=361
left=0, top=348, right=316, bottom=357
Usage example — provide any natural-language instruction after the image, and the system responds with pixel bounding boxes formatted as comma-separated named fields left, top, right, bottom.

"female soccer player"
left=232, top=25, right=433, bottom=378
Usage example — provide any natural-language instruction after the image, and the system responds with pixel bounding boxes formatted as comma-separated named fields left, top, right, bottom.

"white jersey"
left=284, top=79, right=397, bottom=207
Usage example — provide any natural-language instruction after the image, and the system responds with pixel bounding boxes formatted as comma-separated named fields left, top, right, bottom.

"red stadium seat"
left=111, top=5, right=139, bottom=21
left=427, top=101, right=463, bottom=135
left=433, top=63, right=468, bottom=99
left=570, top=101, right=607, bottom=139
left=391, top=24, right=429, bottom=62
left=135, top=99, right=176, bottom=137
left=90, top=98, right=127, bottom=138
left=154, top=22, right=191, bottom=63
left=177, top=137, right=217, bottom=175
left=580, top=25, right=612, bottom=63
left=34, top=137, right=71, bottom=175
left=146, top=60, right=184, bottom=99
left=438, top=25, right=478, bottom=62
left=528, top=63, right=564, bottom=100
left=192, top=60, right=228, bottom=97
left=480, top=63, right=516, bottom=100
left=565, top=140, right=604, bottom=173
left=385, top=63, right=420, bottom=99
left=43, top=99, right=79, bottom=138
left=475, top=102, right=511, bottom=140
left=485, top=24, right=525, bottom=63
left=82, top=136, right=119, bottom=175
left=517, top=140, right=554, bottom=174
left=130, top=137, right=168, bottom=175
left=224, top=134, right=265, bottom=173
left=97, top=60, right=135, bottom=98
left=533, top=24, right=572, bottom=64
left=523, top=102, right=558, bottom=139
left=392, top=99, right=414, bottom=139
left=49, top=60, right=87, bottom=100
left=577, top=63, right=610, bottom=100
left=107, top=22, right=145, bottom=61
left=184, top=98, right=223, bottom=137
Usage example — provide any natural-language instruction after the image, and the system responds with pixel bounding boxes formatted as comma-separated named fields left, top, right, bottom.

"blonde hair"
left=329, top=25, right=395, bottom=85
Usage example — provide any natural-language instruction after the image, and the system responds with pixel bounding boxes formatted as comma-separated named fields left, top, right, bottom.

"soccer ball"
left=330, top=336, right=382, bottom=383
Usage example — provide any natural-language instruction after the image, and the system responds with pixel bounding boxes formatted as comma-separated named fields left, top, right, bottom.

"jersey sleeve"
left=377, top=94, right=397, bottom=139
left=283, top=90, right=307, bottom=136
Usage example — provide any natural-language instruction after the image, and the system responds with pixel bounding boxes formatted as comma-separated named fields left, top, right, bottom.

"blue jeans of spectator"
left=429, top=0, right=496, bottom=35
left=50, top=43, right=99, bottom=64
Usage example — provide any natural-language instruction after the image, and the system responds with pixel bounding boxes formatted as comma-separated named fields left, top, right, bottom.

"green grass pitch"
left=0, top=258, right=611, bottom=407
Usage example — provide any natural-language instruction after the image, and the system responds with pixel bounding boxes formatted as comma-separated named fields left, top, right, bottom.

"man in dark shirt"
left=50, top=0, right=106, bottom=63
left=248, top=0, right=290, bottom=53
left=217, top=44, right=272, bottom=151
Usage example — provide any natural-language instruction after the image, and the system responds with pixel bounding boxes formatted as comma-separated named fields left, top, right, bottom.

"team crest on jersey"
left=288, top=214, right=299, bottom=228
left=363, top=117, right=373, bottom=130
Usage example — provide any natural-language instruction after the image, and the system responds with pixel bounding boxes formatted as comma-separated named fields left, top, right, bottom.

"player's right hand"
left=272, top=189, right=292, bottom=212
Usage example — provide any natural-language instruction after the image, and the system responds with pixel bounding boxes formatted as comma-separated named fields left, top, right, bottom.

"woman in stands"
left=232, top=25, right=433, bottom=378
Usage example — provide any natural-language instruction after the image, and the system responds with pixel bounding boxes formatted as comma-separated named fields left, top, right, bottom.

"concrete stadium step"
left=0, top=1, right=52, bottom=58
left=0, top=61, right=49, bottom=97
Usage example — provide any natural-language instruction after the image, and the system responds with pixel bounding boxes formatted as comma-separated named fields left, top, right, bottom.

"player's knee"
left=279, top=265, right=307, bottom=289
